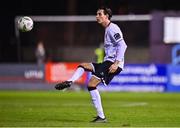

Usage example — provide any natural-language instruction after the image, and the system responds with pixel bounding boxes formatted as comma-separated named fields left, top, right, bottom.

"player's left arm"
left=109, top=29, right=127, bottom=73
left=109, top=39, right=127, bottom=73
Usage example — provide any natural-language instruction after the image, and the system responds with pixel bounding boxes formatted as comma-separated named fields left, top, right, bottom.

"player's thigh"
left=79, top=63, right=93, bottom=71
left=88, top=76, right=101, bottom=87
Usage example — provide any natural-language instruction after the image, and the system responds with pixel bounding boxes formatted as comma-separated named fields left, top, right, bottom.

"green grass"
left=0, top=90, right=180, bottom=127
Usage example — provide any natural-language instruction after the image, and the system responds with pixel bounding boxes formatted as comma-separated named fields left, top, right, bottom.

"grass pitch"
left=0, top=90, right=180, bottom=127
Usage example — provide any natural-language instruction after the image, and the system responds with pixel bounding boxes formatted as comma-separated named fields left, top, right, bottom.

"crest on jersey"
left=114, top=33, right=121, bottom=40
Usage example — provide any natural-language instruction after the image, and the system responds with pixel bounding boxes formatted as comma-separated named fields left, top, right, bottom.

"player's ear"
left=106, top=14, right=109, bottom=19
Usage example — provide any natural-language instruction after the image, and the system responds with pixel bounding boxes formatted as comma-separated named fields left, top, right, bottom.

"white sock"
left=89, top=89, right=105, bottom=119
left=68, top=67, right=85, bottom=82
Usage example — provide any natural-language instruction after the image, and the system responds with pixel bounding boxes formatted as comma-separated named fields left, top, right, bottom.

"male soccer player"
left=55, top=7, right=127, bottom=123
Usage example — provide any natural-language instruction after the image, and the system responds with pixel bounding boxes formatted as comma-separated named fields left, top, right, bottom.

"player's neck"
left=102, top=20, right=111, bottom=28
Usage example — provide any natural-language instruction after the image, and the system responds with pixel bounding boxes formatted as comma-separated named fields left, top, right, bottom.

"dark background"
left=0, top=0, right=179, bottom=62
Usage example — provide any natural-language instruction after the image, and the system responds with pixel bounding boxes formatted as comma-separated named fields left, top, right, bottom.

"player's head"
left=97, top=7, right=112, bottom=19
left=96, top=6, right=112, bottom=25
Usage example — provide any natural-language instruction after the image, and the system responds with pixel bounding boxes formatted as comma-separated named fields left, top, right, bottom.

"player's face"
left=96, top=9, right=108, bottom=24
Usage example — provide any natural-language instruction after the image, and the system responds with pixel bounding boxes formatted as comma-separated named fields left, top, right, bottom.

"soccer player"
left=55, top=7, right=127, bottom=123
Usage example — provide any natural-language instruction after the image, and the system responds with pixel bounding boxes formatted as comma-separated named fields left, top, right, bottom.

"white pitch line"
left=121, top=102, right=148, bottom=107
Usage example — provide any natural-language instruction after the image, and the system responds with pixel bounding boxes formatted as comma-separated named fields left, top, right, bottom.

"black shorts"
left=91, top=61, right=122, bottom=85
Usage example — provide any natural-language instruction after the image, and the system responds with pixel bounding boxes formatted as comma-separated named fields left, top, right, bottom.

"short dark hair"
left=98, top=6, right=112, bottom=20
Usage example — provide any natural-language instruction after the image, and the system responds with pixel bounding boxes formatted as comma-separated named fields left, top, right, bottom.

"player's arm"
left=111, top=26, right=127, bottom=63
left=116, top=39, right=127, bottom=62
left=109, top=39, right=127, bottom=73
left=108, top=26, right=127, bottom=73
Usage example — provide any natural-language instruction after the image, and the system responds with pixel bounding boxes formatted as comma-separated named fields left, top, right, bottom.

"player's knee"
left=78, top=64, right=85, bottom=69
left=78, top=63, right=92, bottom=71
left=87, top=80, right=99, bottom=91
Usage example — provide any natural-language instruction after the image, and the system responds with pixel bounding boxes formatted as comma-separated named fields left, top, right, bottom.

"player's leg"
left=68, top=63, right=93, bottom=82
left=55, top=63, right=93, bottom=90
left=88, top=61, right=121, bottom=122
left=88, top=76, right=107, bottom=123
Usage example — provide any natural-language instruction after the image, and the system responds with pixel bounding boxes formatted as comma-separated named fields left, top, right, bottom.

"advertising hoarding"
left=92, top=64, right=167, bottom=92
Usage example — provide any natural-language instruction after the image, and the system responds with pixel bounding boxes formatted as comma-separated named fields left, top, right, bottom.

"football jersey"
left=104, top=22, right=127, bottom=69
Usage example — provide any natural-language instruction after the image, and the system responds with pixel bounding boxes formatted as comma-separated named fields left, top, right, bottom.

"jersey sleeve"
left=108, top=24, right=127, bottom=61
left=116, top=39, right=127, bottom=61
left=109, top=26, right=123, bottom=43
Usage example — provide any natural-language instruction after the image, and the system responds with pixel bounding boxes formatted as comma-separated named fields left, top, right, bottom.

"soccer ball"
left=18, top=16, right=33, bottom=32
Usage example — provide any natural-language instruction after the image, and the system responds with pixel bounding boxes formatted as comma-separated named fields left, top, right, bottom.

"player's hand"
left=109, top=63, right=118, bottom=73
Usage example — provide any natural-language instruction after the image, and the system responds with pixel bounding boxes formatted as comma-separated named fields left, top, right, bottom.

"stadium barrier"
left=0, top=64, right=45, bottom=82
left=167, top=65, right=180, bottom=92
left=45, top=62, right=87, bottom=85
left=88, top=64, right=167, bottom=92
left=0, top=63, right=180, bottom=92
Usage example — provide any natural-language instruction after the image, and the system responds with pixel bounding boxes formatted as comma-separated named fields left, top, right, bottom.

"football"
left=18, top=16, right=33, bottom=32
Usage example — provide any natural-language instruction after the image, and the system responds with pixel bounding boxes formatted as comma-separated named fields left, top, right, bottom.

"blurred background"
left=0, top=0, right=180, bottom=92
